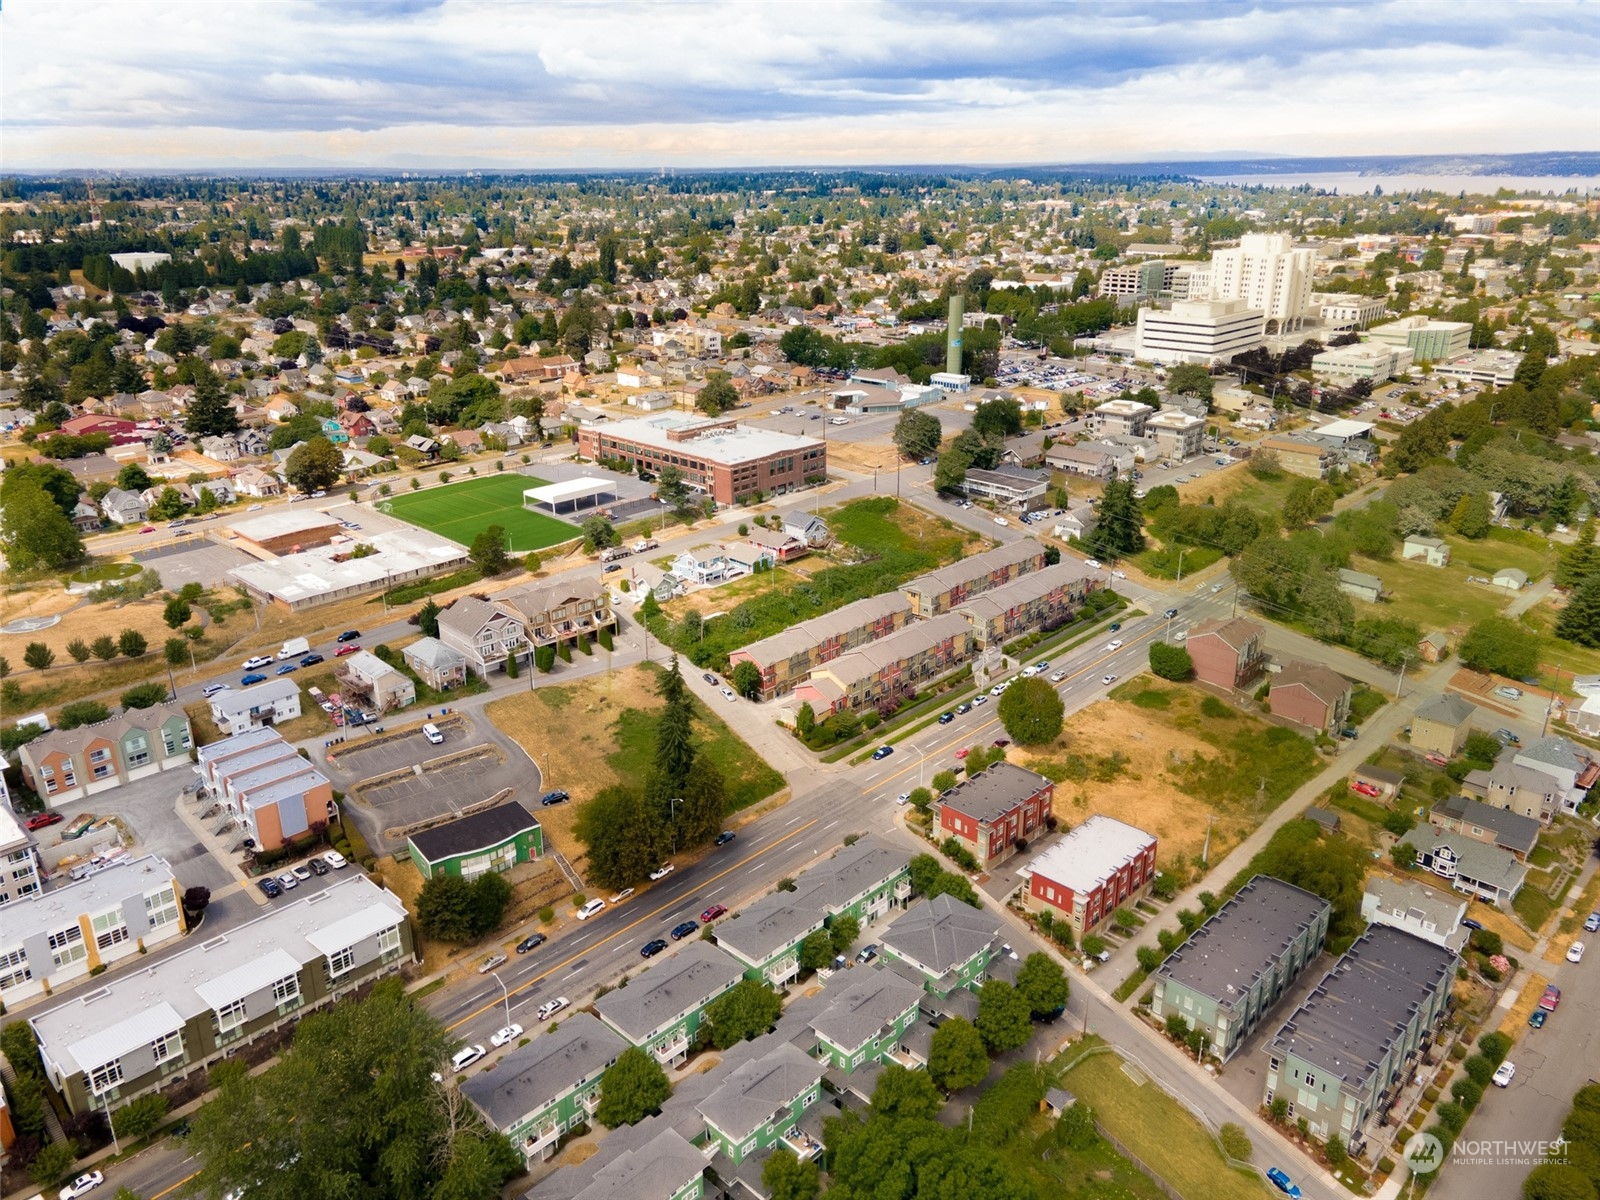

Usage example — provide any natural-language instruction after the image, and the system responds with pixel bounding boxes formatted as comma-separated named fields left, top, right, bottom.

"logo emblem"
left=1403, top=1132, right=1443, bottom=1173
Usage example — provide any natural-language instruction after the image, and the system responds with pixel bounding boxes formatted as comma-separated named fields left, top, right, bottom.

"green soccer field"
left=379, top=474, right=578, bottom=552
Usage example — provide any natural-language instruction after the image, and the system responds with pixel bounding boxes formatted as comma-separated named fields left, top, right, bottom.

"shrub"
left=1219, top=1123, right=1252, bottom=1161
left=114, top=1093, right=169, bottom=1140
left=1472, top=929, right=1504, bottom=957
left=29, top=1139, right=79, bottom=1187
left=1136, top=946, right=1160, bottom=974
left=1463, top=1055, right=1495, bottom=1086
left=1478, top=1032, right=1512, bottom=1067
left=1324, top=1134, right=1348, bottom=1169
left=1434, top=1101, right=1468, bottom=1133
left=1450, top=1077, right=1483, bottom=1110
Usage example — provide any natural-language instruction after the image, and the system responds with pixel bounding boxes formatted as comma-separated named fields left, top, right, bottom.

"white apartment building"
left=1088, top=398, right=1154, bottom=438
left=1135, top=299, right=1266, bottom=365
left=0, top=799, right=43, bottom=909
left=1318, top=295, right=1389, bottom=331
left=1205, top=234, right=1316, bottom=331
left=1311, top=342, right=1414, bottom=383
left=1147, top=409, right=1207, bottom=461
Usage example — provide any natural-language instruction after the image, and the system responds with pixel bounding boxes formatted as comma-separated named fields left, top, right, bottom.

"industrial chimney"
left=946, top=295, right=963, bottom=376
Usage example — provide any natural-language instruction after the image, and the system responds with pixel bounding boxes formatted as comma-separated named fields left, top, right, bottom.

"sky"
left=3, top=0, right=1597, bottom=170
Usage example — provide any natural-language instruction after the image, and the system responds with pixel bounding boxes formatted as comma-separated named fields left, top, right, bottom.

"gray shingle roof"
left=461, top=1011, right=626, bottom=1130
left=1429, top=795, right=1540, bottom=856
left=1414, top=693, right=1476, bottom=726
left=1397, top=826, right=1529, bottom=895
left=806, top=970, right=924, bottom=1053
left=880, top=894, right=1003, bottom=979
left=696, top=1041, right=823, bottom=1143
left=593, top=941, right=744, bottom=1043
left=570, top=1128, right=708, bottom=1200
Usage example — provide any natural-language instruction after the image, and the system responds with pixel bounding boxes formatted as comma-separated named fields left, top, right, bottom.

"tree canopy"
left=997, top=676, right=1064, bottom=745
left=594, top=1046, right=671, bottom=1128
left=283, top=436, right=344, bottom=495
left=706, top=979, right=784, bottom=1049
left=928, top=1017, right=989, bottom=1091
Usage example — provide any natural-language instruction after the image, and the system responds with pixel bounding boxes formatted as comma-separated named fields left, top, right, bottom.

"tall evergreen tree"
left=1557, top=522, right=1600, bottom=589
left=1087, top=471, right=1145, bottom=559
left=184, top=365, right=241, bottom=436
left=654, top=657, right=696, bottom=791
left=1557, top=573, right=1600, bottom=648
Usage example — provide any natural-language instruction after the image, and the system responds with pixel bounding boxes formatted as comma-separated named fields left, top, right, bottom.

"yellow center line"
left=447, top=818, right=821, bottom=1032
left=870, top=619, right=1169, bottom=789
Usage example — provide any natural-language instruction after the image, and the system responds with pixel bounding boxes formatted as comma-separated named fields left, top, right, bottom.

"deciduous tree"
left=594, top=1047, right=671, bottom=1128
left=284, top=436, right=343, bottom=495
left=706, top=979, right=783, bottom=1049
left=1015, top=952, right=1069, bottom=1018
left=892, top=409, right=942, bottom=461
left=929, top=1017, right=989, bottom=1091
left=997, top=676, right=1064, bottom=745
left=975, top=979, right=1032, bottom=1052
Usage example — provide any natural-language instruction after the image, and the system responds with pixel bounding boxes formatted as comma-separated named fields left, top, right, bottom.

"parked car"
left=202, top=682, right=230, bottom=698
left=1034, top=660, right=1049, bottom=673
left=1265, top=1167, right=1301, bottom=1198
left=641, top=938, right=669, bottom=958
left=1495, top=686, right=1524, bottom=700
left=59, top=1171, right=106, bottom=1199
left=1568, top=941, right=1586, bottom=963
left=1424, top=752, right=1449, bottom=767
left=536, top=996, right=570, bottom=1021
left=1540, top=984, right=1562, bottom=1011
left=938, top=711, right=955, bottom=724
left=648, top=863, right=674, bottom=881
left=855, top=944, right=879, bottom=965
left=290, top=864, right=312, bottom=881
left=720, top=686, right=738, bottom=702
left=337, top=630, right=361, bottom=642
left=714, top=831, right=736, bottom=846
left=671, top=920, right=699, bottom=940
left=1529, top=1008, right=1548, bottom=1029
left=871, top=745, right=894, bottom=760
left=335, top=644, right=361, bottom=656
left=576, top=898, right=606, bottom=920
left=516, top=933, right=547, bottom=953
left=701, top=903, right=728, bottom=922
left=323, top=849, right=348, bottom=869
left=258, top=877, right=283, bottom=898
left=277, top=871, right=298, bottom=890
left=450, top=1045, right=486, bottom=1072
left=1084, top=558, right=1102, bottom=569
left=308, top=857, right=330, bottom=876
left=1492, top=1061, right=1517, bottom=1088
left=541, top=789, right=570, bottom=806
left=608, top=888, right=635, bottom=904
left=1350, top=781, right=1382, bottom=798
left=478, top=953, right=507, bottom=974
left=1585, top=911, right=1600, bottom=933
left=275, top=663, right=298, bottom=675
left=25, top=812, right=63, bottom=830
left=972, top=694, right=988, bottom=706
left=490, top=1023, right=524, bottom=1048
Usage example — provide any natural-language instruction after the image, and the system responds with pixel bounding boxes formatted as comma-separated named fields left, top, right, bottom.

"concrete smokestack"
left=946, top=295, right=963, bottom=376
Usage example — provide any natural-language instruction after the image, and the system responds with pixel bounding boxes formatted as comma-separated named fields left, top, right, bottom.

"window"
left=93, top=763, right=113, bottom=780
left=328, top=945, right=356, bottom=977
left=146, top=890, right=180, bottom=928
left=272, top=973, right=301, bottom=1006
left=90, top=747, right=110, bottom=763
left=150, top=1030, right=183, bottom=1064
left=1303, top=1072, right=1316, bottom=1088
left=96, top=924, right=130, bottom=951
left=377, top=925, right=401, bottom=957
left=1269, top=1056, right=1280, bottom=1071
left=90, top=1060, right=124, bottom=1093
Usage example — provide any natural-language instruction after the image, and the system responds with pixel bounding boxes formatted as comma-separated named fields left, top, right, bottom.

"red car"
left=701, top=903, right=728, bottom=923
left=335, top=644, right=361, bottom=656
left=25, top=812, right=64, bottom=831
left=139, top=525, right=156, bottom=534
left=1349, top=781, right=1382, bottom=798
left=954, top=747, right=970, bottom=759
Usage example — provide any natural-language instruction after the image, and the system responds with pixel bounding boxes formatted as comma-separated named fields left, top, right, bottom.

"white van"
left=422, top=723, right=445, bottom=745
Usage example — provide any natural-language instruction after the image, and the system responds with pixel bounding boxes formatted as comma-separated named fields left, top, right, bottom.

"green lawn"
left=611, top=681, right=786, bottom=813
left=1000, top=1113, right=1171, bottom=1200
left=1352, top=526, right=1553, bottom=636
left=380, top=474, right=576, bottom=552
left=1061, top=1042, right=1276, bottom=1200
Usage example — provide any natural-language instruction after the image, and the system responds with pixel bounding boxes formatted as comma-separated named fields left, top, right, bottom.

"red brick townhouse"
left=1018, top=815, right=1158, bottom=935
left=1186, top=617, right=1267, bottom=690
left=935, top=761, right=1054, bottom=869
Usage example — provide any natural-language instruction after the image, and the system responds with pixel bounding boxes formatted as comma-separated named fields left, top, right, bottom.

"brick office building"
left=578, top=415, right=825, bottom=505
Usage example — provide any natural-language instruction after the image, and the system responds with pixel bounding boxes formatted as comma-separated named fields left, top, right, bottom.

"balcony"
left=885, top=1047, right=923, bottom=1070
left=522, top=1123, right=561, bottom=1159
left=893, top=880, right=912, bottom=902
left=765, top=954, right=800, bottom=987
left=780, top=1128, right=823, bottom=1160
left=580, top=1090, right=602, bottom=1115
left=651, top=1035, right=689, bottom=1065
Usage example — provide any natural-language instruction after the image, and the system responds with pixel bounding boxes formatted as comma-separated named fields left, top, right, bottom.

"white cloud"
left=1, top=0, right=1595, bottom=167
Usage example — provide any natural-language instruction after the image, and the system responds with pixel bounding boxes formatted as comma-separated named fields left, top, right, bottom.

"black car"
left=714, top=830, right=736, bottom=846
left=540, top=789, right=570, bottom=806
left=1164, top=608, right=1179, bottom=619
left=671, top=920, right=699, bottom=940
left=337, top=630, right=361, bottom=643
left=307, top=857, right=330, bottom=876
left=300, top=653, right=325, bottom=667
left=516, top=933, right=547, bottom=954
left=938, top=711, right=955, bottom=724
left=641, top=938, right=669, bottom=958
left=258, top=877, right=283, bottom=898
left=703, top=673, right=718, bottom=685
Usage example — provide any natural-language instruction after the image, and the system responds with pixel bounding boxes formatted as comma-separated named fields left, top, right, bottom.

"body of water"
left=1197, top=172, right=1600, bottom=196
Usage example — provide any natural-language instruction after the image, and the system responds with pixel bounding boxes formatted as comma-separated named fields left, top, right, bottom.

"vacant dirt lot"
left=1013, top=683, right=1321, bottom=880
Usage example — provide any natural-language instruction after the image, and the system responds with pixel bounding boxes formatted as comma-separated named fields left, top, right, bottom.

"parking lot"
left=326, top=716, right=476, bottom=780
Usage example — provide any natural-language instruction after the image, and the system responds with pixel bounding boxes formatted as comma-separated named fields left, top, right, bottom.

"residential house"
left=720, top=540, right=776, bottom=577
left=500, top=578, right=617, bottom=652
left=594, top=941, right=746, bottom=1067
left=900, top=540, right=1047, bottom=617
left=697, top=1042, right=825, bottom=1168
left=935, top=761, right=1054, bottom=869
left=0, top=799, right=42, bottom=909
left=791, top=613, right=974, bottom=715
left=1416, top=631, right=1450, bottom=663
left=1151, top=876, right=1331, bottom=1062
left=196, top=727, right=335, bottom=853
left=437, top=597, right=527, bottom=677
left=1051, top=504, right=1098, bottom=542
left=99, top=488, right=148, bottom=525
left=728, top=593, right=910, bottom=699
left=715, top=838, right=911, bottom=989
left=232, top=466, right=283, bottom=498
left=1335, top=568, right=1385, bottom=604
left=671, top=548, right=727, bottom=585
left=1401, top=536, right=1451, bottom=567
left=207, top=678, right=302, bottom=735
left=745, top=526, right=809, bottom=562
left=783, top=514, right=831, bottom=549
left=1269, top=661, right=1352, bottom=734
left=1396, top=825, right=1527, bottom=905
left=335, top=650, right=416, bottom=712
left=1264, top=926, right=1458, bottom=1143
left=0, top=855, right=184, bottom=1007
left=1428, top=795, right=1540, bottom=860
left=402, top=637, right=468, bottom=691
left=1001, top=431, right=1048, bottom=467
left=194, top=479, right=235, bottom=506
left=799, top=969, right=925, bottom=1075
left=404, top=434, right=439, bottom=457
left=1018, top=815, right=1158, bottom=936
left=570, top=1129, right=708, bottom=1200
left=954, top=561, right=1099, bottom=649
left=200, top=435, right=242, bottom=463
left=960, top=466, right=1049, bottom=509
left=1410, top=693, right=1477, bottom=757
left=71, top=501, right=102, bottom=532
left=1045, top=442, right=1117, bottom=480
left=461, top=1012, right=625, bottom=1162
left=1186, top=617, right=1267, bottom=690
left=28, top=875, right=414, bottom=1117
left=1492, top=567, right=1528, bottom=592
left=406, top=801, right=543, bottom=882
left=1472, top=736, right=1600, bottom=821
left=878, top=894, right=1006, bottom=999
left=1359, top=877, right=1469, bottom=952
left=19, top=706, right=193, bottom=807
left=1258, top=435, right=1337, bottom=478
left=236, top=427, right=269, bottom=457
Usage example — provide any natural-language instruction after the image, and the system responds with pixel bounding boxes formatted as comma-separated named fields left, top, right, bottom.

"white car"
left=323, top=849, right=348, bottom=869
left=896, top=792, right=912, bottom=805
left=290, top=864, right=312, bottom=881
left=1492, top=1061, right=1517, bottom=1088
left=60, top=1173, right=105, bottom=1200
left=1111, top=570, right=1127, bottom=579
left=575, top=898, right=606, bottom=920
left=450, top=1045, right=485, bottom=1072
left=972, top=694, right=989, bottom=706
left=1084, top=558, right=1102, bottom=569
left=1568, top=941, right=1586, bottom=963
left=608, top=887, right=635, bottom=904
left=1021, top=665, right=1040, bottom=677
left=277, top=872, right=298, bottom=890
left=648, top=863, right=675, bottom=881
left=720, top=686, right=738, bottom=702
left=537, top=996, right=570, bottom=1021
left=1102, top=674, right=1118, bottom=685
left=1050, top=670, right=1068, bottom=683
left=993, top=516, right=1008, bottom=526
left=243, top=655, right=274, bottom=670
left=1210, top=582, right=1224, bottom=593
left=1105, top=640, right=1123, bottom=651
left=490, top=1023, right=524, bottom=1048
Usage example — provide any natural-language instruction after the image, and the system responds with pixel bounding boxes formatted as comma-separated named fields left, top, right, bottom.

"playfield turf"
left=380, top=474, right=577, bottom=551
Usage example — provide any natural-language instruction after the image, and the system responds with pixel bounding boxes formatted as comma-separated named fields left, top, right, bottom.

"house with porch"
left=401, top=637, right=468, bottom=691
left=790, top=613, right=973, bottom=716
left=593, top=941, right=745, bottom=1067
left=437, top=596, right=527, bottom=677
left=955, top=561, right=1099, bottom=649
left=334, top=650, right=416, bottom=712
left=1396, top=825, right=1527, bottom=905
left=798, top=968, right=926, bottom=1075
left=696, top=1042, right=825, bottom=1167
left=500, top=578, right=616, bottom=652
left=207, top=678, right=302, bottom=735
left=728, top=593, right=910, bottom=699
left=461, top=1012, right=626, bottom=1162
left=900, top=540, right=1047, bottom=617
left=878, top=894, right=1005, bottom=999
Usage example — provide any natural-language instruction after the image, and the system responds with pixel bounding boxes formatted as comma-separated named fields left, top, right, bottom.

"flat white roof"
left=3, top=855, right=175, bottom=947
left=1019, top=815, right=1155, bottom=894
left=1316, top=419, right=1376, bottom=439
left=595, top=415, right=823, bottom=466
left=230, top=528, right=470, bottom=602
left=227, top=509, right=341, bottom=541
left=524, top=476, right=613, bottom=505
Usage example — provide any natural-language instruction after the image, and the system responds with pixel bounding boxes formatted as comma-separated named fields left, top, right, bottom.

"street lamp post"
left=102, top=1088, right=120, bottom=1155
left=491, top=970, right=512, bottom=1030
left=1174, top=546, right=1191, bottom=585
left=669, top=797, right=683, bottom=853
